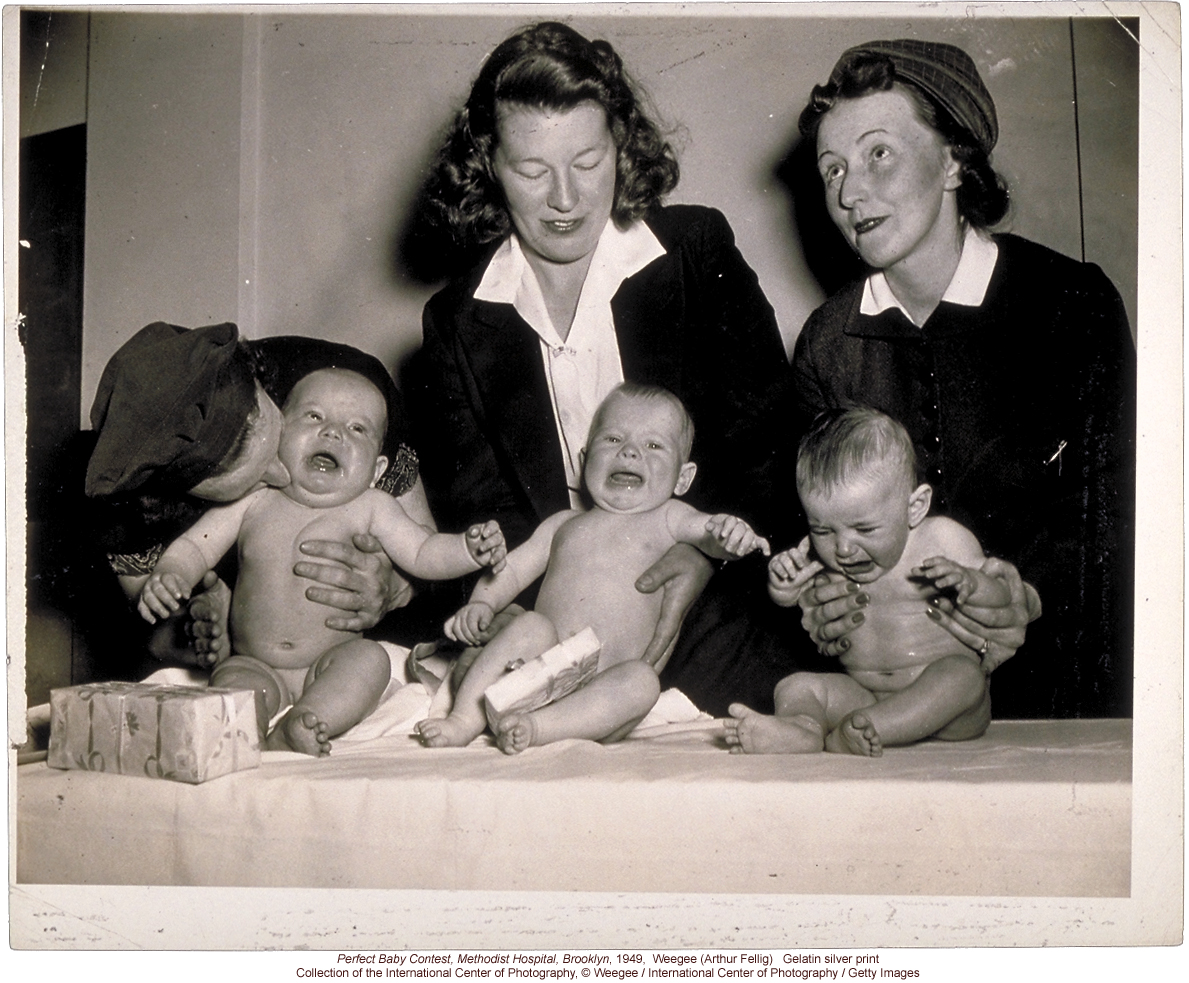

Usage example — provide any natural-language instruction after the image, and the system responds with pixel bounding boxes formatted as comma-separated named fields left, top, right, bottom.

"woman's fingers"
left=635, top=542, right=713, bottom=595
left=798, top=575, right=867, bottom=655
left=640, top=601, right=683, bottom=669
left=802, top=575, right=859, bottom=609
left=636, top=544, right=714, bottom=670
left=297, top=536, right=402, bottom=629
left=924, top=603, right=985, bottom=649
left=925, top=599, right=1026, bottom=674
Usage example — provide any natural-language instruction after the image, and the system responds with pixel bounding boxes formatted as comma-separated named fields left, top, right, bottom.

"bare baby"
left=139, top=368, right=505, bottom=755
left=725, top=407, right=1009, bottom=757
left=417, top=383, right=769, bottom=753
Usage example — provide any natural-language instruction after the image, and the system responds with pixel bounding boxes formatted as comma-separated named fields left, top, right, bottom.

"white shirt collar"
left=473, top=220, right=665, bottom=342
left=860, top=227, right=999, bottom=326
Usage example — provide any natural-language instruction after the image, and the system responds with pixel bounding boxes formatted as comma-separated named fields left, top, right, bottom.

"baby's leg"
left=854, top=654, right=990, bottom=750
left=266, top=639, right=391, bottom=757
left=495, top=660, right=660, bottom=754
left=417, top=610, right=557, bottom=748
left=211, top=655, right=293, bottom=741
left=725, top=672, right=874, bottom=754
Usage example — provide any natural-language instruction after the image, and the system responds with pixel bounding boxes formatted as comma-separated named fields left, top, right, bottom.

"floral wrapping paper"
left=483, top=626, right=602, bottom=730
left=47, top=682, right=260, bottom=783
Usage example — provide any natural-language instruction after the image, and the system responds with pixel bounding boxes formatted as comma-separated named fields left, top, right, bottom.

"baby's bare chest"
left=238, top=498, right=372, bottom=568
left=551, top=512, right=675, bottom=578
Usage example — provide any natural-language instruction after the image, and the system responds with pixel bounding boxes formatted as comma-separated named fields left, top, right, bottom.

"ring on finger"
left=977, top=638, right=990, bottom=657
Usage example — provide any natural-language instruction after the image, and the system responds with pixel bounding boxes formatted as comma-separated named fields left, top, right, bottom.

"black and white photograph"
left=5, top=0, right=1182, bottom=963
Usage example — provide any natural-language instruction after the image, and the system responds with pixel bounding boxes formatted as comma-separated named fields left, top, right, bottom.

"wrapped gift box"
left=47, top=682, right=260, bottom=783
left=484, top=627, right=601, bottom=730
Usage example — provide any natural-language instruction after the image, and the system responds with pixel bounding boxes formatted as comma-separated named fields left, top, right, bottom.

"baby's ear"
left=907, top=483, right=932, bottom=528
left=370, top=455, right=390, bottom=488
left=673, top=461, right=698, bottom=497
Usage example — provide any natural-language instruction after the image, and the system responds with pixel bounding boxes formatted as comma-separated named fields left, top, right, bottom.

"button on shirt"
left=857, top=227, right=999, bottom=493
left=474, top=221, right=667, bottom=508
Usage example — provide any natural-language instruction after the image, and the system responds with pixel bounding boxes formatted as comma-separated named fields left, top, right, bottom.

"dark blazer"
left=793, top=233, right=1136, bottom=718
left=407, top=204, right=794, bottom=551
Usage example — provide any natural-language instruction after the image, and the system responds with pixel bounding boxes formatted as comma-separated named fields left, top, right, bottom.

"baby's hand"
left=466, top=520, right=506, bottom=575
left=445, top=602, right=497, bottom=647
left=137, top=572, right=192, bottom=624
left=768, top=538, right=825, bottom=607
left=915, top=556, right=979, bottom=605
left=705, top=514, right=771, bottom=559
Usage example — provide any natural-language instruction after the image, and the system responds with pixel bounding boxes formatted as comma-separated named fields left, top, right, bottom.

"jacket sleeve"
left=676, top=208, right=797, bottom=542
left=405, top=294, right=541, bottom=551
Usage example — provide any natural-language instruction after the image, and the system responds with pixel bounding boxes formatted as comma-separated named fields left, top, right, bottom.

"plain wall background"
left=49, top=8, right=1138, bottom=425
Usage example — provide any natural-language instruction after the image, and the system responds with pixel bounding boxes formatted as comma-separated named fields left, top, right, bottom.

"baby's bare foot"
left=267, top=709, right=331, bottom=757
left=723, top=703, right=824, bottom=754
left=495, top=713, right=539, bottom=754
left=416, top=715, right=483, bottom=748
left=825, top=712, right=882, bottom=757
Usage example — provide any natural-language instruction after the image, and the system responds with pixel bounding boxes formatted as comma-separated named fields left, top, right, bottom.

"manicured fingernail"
left=845, top=582, right=860, bottom=594
left=838, top=638, right=850, bottom=651
left=928, top=596, right=943, bottom=607
left=851, top=612, right=865, bottom=625
left=855, top=592, right=869, bottom=607
left=926, top=607, right=941, bottom=621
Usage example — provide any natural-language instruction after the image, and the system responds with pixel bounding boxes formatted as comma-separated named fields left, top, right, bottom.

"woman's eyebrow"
left=511, top=143, right=606, bottom=165
left=820, top=127, right=890, bottom=160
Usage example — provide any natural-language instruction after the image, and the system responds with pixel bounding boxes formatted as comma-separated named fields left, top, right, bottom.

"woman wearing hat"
left=791, top=40, right=1135, bottom=717
left=83, top=322, right=429, bottom=668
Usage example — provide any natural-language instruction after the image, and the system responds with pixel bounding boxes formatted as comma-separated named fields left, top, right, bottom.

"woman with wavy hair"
left=788, top=40, right=1135, bottom=719
left=407, top=22, right=806, bottom=715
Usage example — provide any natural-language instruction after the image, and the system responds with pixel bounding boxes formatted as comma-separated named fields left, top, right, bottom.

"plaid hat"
left=834, top=39, right=998, bottom=154
left=86, top=322, right=257, bottom=496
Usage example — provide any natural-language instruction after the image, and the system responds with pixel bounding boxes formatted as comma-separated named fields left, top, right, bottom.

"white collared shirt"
left=474, top=221, right=667, bottom=507
left=860, top=227, right=1000, bottom=327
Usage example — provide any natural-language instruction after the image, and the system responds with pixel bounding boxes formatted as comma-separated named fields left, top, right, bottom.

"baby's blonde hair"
left=796, top=406, right=917, bottom=497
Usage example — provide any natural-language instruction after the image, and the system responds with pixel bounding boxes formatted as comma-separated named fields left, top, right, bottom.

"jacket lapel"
left=611, top=257, right=683, bottom=390
left=459, top=301, right=568, bottom=519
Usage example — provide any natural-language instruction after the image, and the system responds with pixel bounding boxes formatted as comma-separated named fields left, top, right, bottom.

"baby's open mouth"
left=608, top=470, right=643, bottom=487
left=308, top=452, right=340, bottom=472
left=841, top=560, right=875, bottom=575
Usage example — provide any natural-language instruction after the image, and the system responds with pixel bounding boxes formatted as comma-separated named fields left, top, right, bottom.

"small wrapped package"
left=484, top=626, right=601, bottom=731
left=47, top=682, right=260, bottom=783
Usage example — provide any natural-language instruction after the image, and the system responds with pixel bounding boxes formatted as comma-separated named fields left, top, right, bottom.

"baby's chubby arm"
left=664, top=502, right=770, bottom=561
left=768, top=537, right=826, bottom=607
left=368, top=492, right=507, bottom=580
left=137, top=494, right=258, bottom=624
left=915, top=557, right=1012, bottom=606
left=444, top=511, right=574, bottom=646
left=911, top=517, right=1011, bottom=606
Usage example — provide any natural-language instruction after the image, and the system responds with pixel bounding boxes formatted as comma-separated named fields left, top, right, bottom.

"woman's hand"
left=798, top=572, right=869, bottom=658
left=295, top=533, right=413, bottom=632
left=634, top=543, right=715, bottom=671
left=925, top=557, right=1040, bottom=673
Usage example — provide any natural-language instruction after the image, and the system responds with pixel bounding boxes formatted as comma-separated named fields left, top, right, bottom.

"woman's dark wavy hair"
left=426, top=21, right=680, bottom=248
left=798, top=51, right=1010, bottom=230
